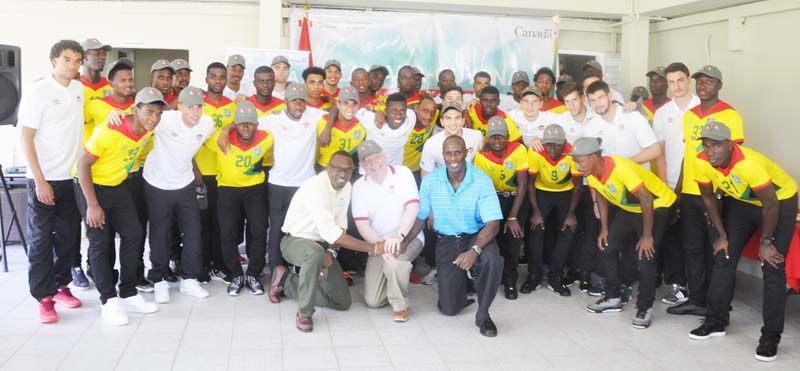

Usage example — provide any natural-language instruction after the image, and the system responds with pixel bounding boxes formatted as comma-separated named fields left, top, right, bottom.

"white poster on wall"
left=223, top=48, right=310, bottom=94
left=289, top=8, right=558, bottom=93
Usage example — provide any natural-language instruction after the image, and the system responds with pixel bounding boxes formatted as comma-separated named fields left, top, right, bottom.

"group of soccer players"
left=20, top=37, right=797, bottom=361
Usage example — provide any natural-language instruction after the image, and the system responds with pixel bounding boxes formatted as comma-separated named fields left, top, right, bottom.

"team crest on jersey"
left=608, top=184, right=617, bottom=193
left=103, top=90, right=112, bottom=97
left=253, top=147, right=263, bottom=157
left=504, top=160, right=514, bottom=170
left=731, top=174, right=742, bottom=185
left=271, top=110, right=280, bottom=115
left=353, top=130, right=362, bottom=140
left=538, top=125, right=545, bottom=131
left=559, top=162, right=569, bottom=172
left=618, top=125, right=625, bottom=132
left=224, top=108, right=231, bottom=117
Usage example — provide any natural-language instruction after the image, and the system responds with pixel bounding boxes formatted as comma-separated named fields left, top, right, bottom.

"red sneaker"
left=410, top=271, right=422, bottom=284
left=53, top=285, right=82, bottom=308
left=39, top=296, right=58, bottom=323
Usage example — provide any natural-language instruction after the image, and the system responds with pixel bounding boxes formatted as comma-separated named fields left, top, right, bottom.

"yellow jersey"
left=208, top=129, right=274, bottom=188
left=83, top=95, right=134, bottom=144
left=541, top=98, right=567, bottom=114
left=587, top=155, right=676, bottom=213
left=528, top=143, right=581, bottom=192
left=246, top=95, right=285, bottom=118
left=473, top=141, right=529, bottom=192
left=467, top=104, right=522, bottom=143
left=316, top=115, right=366, bottom=167
left=641, top=98, right=670, bottom=122
left=694, top=144, right=797, bottom=206
left=84, top=116, right=153, bottom=187
left=402, top=123, right=435, bottom=171
left=80, top=76, right=112, bottom=103
left=681, top=100, right=744, bottom=195
left=306, top=99, right=332, bottom=111
left=194, top=95, right=236, bottom=176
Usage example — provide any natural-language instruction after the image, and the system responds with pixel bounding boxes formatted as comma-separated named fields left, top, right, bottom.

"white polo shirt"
left=18, top=75, right=84, bottom=181
left=143, top=110, right=216, bottom=190
left=223, top=84, right=255, bottom=101
left=419, top=128, right=484, bottom=173
left=499, top=94, right=521, bottom=112
left=352, top=164, right=423, bottom=243
left=556, top=109, right=596, bottom=144
left=584, top=105, right=657, bottom=168
left=508, top=109, right=559, bottom=148
left=259, top=107, right=323, bottom=187
left=358, top=108, right=417, bottom=166
left=653, top=94, right=701, bottom=189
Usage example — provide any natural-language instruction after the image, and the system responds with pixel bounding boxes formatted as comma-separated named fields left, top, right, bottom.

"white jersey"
left=419, top=129, right=484, bottom=173
left=144, top=111, right=216, bottom=190
left=556, top=109, right=599, bottom=145
left=223, top=84, right=255, bottom=101
left=508, top=109, right=559, bottom=148
left=584, top=105, right=657, bottom=168
left=18, top=75, right=84, bottom=181
left=357, top=108, right=417, bottom=167
left=499, top=94, right=521, bottom=112
left=259, top=107, right=324, bottom=187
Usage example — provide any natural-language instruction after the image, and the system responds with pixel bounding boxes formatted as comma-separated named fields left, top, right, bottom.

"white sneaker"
left=180, top=279, right=210, bottom=298
left=121, top=294, right=159, bottom=314
left=422, top=268, right=438, bottom=285
left=101, top=297, right=129, bottom=326
left=154, top=281, right=170, bottom=304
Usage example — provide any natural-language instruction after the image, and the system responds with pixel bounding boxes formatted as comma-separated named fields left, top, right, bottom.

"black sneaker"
left=547, top=279, right=571, bottom=297
left=561, top=270, right=578, bottom=287
left=520, top=274, right=542, bottom=294
left=667, top=301, right=707, bottom=316
left=579, top=272, right=591, bottom=293
left=588, top=278, right=607, bottom=297
left=210, top=269, right=232, bottom=284
left=246, top=275, right=265, bottom=295
left=165, top=267, right=178, bottom=283
left=755, top=334, right=780, bottom=362
left=504, top=284, right=518, bottom=300
left=620, top=284, right=633, bottom=305
left=227, top=275, right=245, bottom=296
left=689, top=321, right=726, bottom=340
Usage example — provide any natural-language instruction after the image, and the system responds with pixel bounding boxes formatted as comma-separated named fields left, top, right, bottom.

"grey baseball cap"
left=323, top=59, right=341, bottom=71
left=105, top=58, right=133, bottom=79
left=271, top=55, right=290, bottom=67
left=692, top=65, right=722, bottom=82
left=486, top=116, right=509, bottom=137
left=227, top=54, right=246, bottom=68
left=135, top=87, right=168, bottom=106
left=520, top=86, right=544, bottom=98
left=631, top=86, right=649, bottom=99
left=285, top=84, right=308, bottom=101
left=234, top=101, right=259, bottom=125
left=698, top=119, right=731, bottom=141
left=369, top=65, right=389, bottom=75
left=338, top=87, right=359, bottom=104
left=557, top=74, right=575, bottom=84
left=582, top=60, right=603, bottom=72
left=511, top=71, right=530, bottom=85
left=357, top=140, right=383, bottom=162
left=151, top=59, right=175, bottom=73
left=413, top=67, right=425, bottom=77
left=441, top=102, right=464, bottom=114
left=171, top=59, right=192, bottom=72
left=571, top=137, right=602, bottom=156
left=647, top=66, right=666, bottom=78
left=542, top=124, right=567, bottom=144
left=81, top=38, right=111, bottom=52
left=178, top=86, right=204, bottom=107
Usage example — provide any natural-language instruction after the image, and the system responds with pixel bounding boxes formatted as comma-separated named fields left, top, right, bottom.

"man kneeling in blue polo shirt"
left=398, top=135, right=504, bottom=337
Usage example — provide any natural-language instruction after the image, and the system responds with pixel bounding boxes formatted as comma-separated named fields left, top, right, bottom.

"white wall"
left=0, top=1, right=266, bottom=167
left=648, top=3, right=800, bottom=183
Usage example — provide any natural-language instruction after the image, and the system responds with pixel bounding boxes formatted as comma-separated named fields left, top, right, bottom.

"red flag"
left=299, top=3, right=313, bottom=67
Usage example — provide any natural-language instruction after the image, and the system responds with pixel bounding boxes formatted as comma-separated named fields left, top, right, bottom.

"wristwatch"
left=326, top=248, right=338, bottom=258
left=760, top=237, right=775, bottom=247
left=470, top=244, right=483, bottom=255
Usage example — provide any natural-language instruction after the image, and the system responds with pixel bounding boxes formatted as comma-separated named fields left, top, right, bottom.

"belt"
left=73, top=178, right=122, bottom=189
left=497, top=191, right=517, bottom=197
left=436, top=232, right=475, bottom=240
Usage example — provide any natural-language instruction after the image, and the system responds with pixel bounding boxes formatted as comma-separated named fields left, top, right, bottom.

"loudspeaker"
left=0, top=45, right=21, bottom=126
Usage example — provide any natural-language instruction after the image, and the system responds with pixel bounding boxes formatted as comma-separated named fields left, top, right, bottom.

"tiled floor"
left=0, top=242, right=799, bottom=371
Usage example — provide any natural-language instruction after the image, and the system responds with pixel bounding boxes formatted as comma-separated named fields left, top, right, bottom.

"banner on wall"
left=289, top=8, right=558, bottom=93
left=223, top=47, right=310, bottom=95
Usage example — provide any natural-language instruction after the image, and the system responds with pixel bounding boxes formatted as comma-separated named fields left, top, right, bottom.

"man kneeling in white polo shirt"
left=352, top=141, right=424, bottom=322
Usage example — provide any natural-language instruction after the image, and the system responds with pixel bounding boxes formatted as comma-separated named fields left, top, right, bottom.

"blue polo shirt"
left=418, top=163, right=503, bottom=235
